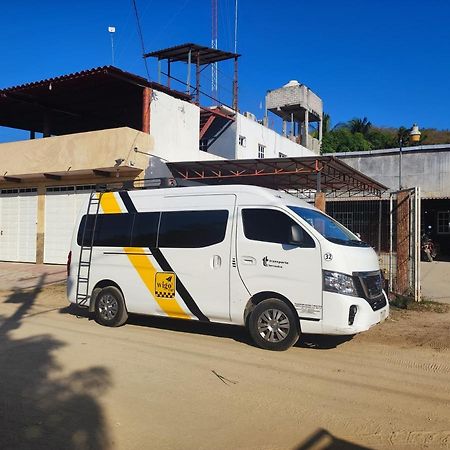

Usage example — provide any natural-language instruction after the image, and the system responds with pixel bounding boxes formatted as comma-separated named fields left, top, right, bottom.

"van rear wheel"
left=94, top=286, right=128, bottom=327
left=248, top=298, right=299, bottom=351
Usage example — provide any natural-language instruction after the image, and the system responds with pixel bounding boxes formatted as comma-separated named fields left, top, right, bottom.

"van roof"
left=127, top=184, right=315, bottom=208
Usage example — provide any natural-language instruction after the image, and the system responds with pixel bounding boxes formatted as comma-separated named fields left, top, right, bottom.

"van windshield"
left=288, top=206, right=370, bottom=247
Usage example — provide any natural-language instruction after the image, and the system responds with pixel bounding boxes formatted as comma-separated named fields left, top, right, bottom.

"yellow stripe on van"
left=98, top=192, right=190, bottom=319
left=100, top=192, right=122, bottom=214
left=124, top=247, right=190, bottom=320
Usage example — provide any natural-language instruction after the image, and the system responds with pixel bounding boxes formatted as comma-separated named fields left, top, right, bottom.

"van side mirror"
left=289, top=225, right=305, bottom=245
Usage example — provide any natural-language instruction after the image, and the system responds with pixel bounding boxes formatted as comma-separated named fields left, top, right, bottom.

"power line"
left=131, top=0, right=150, bottom=80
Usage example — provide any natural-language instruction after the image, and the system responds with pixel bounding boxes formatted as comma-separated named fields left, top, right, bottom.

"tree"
left=321, top=129, right=372, bottom=153
left=347, top=117, right=372, bottom=136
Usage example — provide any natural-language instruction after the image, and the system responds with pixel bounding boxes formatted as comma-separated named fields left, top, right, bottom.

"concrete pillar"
left=282, top=120, right=287, bottom=137
left=142, top=87, right=152, bottom=134
left=36, top=185, right=45, bottom=264
left=314, top=192, right=326, bottom=212
left=304, top=110, right=309, bottom=149
left=43, top=113, right=51, bottom=138
left=318, top=118, right=323, bottom=143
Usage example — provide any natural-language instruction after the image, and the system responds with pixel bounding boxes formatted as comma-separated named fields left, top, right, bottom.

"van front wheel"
left=94, top=286, right=128, bottom=327
left=248, top=298, right=299, bottom=351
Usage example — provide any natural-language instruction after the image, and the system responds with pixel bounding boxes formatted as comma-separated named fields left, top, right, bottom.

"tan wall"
left=0, top=127, right=154, bottom=176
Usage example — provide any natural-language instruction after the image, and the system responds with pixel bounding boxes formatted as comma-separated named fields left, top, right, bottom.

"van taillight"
left=67, top=251, right=72, bottom=277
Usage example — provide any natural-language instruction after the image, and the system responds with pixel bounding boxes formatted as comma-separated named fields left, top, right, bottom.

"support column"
left=43, top=113, right=51, bottom=138
left=157, top=59, right=162, bottom=84
left=142, top=87, right=152, bottom=134
left=315, top=192, right=326, bottom=212
left=282, top=120, right=287, bottom=137
left=195, top=51, right=200, bottom=105
left=314, top=170, right=326, bottom=212
left=304, top=110, right=309, bottom=149
left=36, top=185, right=45, bottom=264
left=186, top=50, right=192, bottom=95
left=318, top=117, right=323, bottom=143
left=232, top=56, right=238, bottom=111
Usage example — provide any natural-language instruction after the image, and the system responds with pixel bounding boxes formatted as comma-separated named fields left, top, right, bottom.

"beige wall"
left=0, top=127, right=154, bottom=176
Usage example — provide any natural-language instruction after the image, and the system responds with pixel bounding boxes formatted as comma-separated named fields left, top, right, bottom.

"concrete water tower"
left=266, top=80, right=323, bottom=153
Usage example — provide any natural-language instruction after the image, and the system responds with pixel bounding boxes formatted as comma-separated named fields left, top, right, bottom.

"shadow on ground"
left=294, top=428, right=371, bottom=449
left=0, top=275, right=112, bottom=450
left=61, top=305, right=352, bottom=350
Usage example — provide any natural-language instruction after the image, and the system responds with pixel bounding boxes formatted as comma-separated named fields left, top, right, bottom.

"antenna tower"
left=211, top=0, right=218, bottom=102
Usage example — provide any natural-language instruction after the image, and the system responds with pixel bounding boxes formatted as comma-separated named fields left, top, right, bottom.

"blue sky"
left=1, top=0, right=449, bottom=142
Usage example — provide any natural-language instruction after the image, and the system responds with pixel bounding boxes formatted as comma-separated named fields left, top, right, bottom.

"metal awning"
left=144, top=43, right=240, bottom=65
left=167, top=156, right=388, bottom=197
left=0, top=166, right=142, bottom=187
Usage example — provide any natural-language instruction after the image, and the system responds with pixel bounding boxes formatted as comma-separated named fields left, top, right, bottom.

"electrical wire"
left=131, top=0, right=150, bottom=80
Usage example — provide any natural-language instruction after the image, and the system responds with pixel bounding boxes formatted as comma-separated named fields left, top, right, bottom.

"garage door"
left=0, top=188, right=38, bottom=263
left=44, top=186, right=93, bottom=264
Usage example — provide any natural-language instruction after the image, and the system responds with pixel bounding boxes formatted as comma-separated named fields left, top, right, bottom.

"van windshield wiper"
left=327, top=237, right=370, bottom=247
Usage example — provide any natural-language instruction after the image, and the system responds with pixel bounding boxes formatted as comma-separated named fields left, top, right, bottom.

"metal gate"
left=326, top=186, right=421, bottom=301
left=388, top=187, right=421, bottom=301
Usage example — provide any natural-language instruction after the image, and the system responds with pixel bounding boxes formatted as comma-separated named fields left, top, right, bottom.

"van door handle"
left=212, top=255, right=222, bottom=269
left=242, top=256, right=256, bottom=265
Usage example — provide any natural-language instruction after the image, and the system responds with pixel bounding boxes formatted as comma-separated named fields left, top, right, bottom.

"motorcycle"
left=421, top=233, right=437, bottom=262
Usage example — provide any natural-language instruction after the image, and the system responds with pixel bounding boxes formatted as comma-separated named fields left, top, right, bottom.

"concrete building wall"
left=208, top=113, right=315, bottom=160
left=150, top=90, right=199, bottom=162
left=336, top=145, right=450, bottom=197
left=0, top=127, right=153, bottom=176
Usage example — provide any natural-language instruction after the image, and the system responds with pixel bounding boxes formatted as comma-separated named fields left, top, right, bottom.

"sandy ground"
left=0, top=282, right=449, bottom=450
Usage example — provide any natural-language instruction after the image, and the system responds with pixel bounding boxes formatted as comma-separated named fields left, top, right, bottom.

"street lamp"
left=399, top=124, right=421, bottom=189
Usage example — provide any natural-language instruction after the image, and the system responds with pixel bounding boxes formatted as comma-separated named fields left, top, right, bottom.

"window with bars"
left=278, top=152, right=287, bottom=158
left=258, top=144, right=265, bottom=159
left=238, top=135, right=246, bottom=147
left=437, top=211, right=450, bottom=234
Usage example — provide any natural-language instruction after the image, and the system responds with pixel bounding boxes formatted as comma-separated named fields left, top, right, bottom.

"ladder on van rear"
left=75, top=191, right=102, bottom=307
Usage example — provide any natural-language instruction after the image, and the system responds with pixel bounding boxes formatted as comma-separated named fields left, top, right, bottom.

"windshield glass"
left=289, top=206, right=370, bottom=247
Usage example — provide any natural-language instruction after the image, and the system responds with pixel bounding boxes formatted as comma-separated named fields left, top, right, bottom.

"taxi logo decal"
left=155, top=272, right=176, bottom=299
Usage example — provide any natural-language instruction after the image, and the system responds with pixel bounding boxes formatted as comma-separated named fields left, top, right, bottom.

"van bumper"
left=321, top=291, right=389, bottom=335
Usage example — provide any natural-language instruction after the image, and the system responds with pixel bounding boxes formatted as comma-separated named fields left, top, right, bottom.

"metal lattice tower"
left=211, top=0, right=218, bottom=102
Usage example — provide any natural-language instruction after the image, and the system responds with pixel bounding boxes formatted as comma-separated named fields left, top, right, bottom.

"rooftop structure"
left=266, top=80, right=323, bottom=153
left=144, top=43, right=240, bottom=109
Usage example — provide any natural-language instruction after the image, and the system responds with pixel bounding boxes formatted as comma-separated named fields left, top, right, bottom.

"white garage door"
left=0, top=188, right=38, bottom=263
left=44, top=186, right=93, bottom=264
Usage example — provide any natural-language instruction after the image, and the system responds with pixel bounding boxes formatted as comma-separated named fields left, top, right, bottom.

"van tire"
left=248, top=298, right=299, bottom=351
left=94, top=286, right=128, bottom=327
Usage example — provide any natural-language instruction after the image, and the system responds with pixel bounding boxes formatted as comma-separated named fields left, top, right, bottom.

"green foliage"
left=321, top=128, right=372, bottom=153
left=320, top=114, right=450, bottom=154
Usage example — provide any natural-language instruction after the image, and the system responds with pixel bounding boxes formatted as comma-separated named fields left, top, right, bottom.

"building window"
left=258, top=144, right=265, bottom=159
left=238, top=135, right=246, bottom=147
left=278, top=152, right=286, bottom=158
left=437, top=211, right=450, bottom=234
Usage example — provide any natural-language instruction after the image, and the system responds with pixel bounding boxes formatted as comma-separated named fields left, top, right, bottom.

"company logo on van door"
left=262, top=256, right=288, bottom=269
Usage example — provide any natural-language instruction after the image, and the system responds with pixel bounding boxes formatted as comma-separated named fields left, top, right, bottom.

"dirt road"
left=0, top=282, right=449, bottom=450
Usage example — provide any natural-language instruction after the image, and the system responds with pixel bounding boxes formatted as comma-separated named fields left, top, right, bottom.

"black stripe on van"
left=151, top=248, right=210, bottom=322
left=120, top=191, right=210, bottom=322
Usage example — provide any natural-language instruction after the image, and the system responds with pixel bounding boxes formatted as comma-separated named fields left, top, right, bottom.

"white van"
left=67, top=185, right=389, bottom=351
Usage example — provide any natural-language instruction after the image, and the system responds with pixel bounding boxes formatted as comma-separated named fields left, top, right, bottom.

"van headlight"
left=323, top=270, right=358, bottom=296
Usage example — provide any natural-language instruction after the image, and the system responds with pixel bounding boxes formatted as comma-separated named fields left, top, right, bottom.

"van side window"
left=158, top=210, right=228, bottom=248
left=131, top=212, right=160, bottom=247
left=77, top=214, right=133, bottom=247
left=242, top=208, right=315, bottom=247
